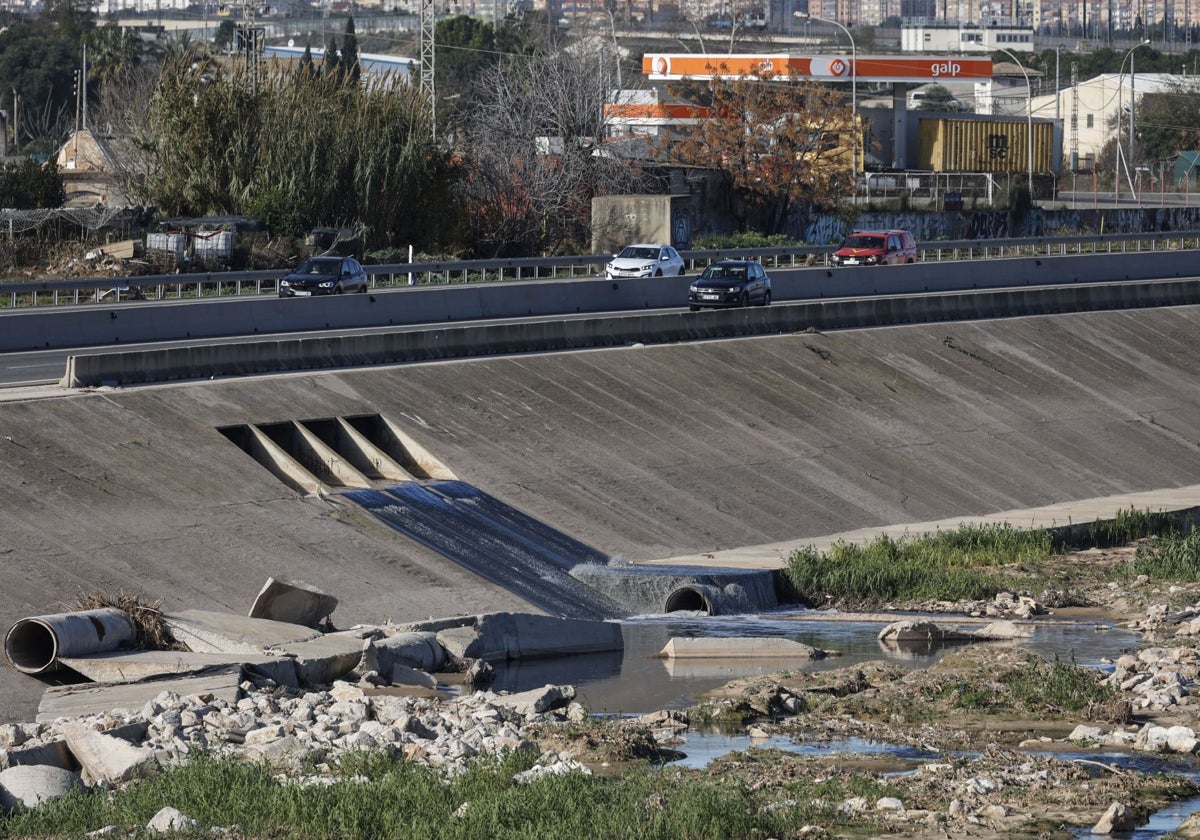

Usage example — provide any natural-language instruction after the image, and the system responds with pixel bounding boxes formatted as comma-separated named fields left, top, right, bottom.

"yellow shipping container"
left=917, top=118, right=1054, bottom=174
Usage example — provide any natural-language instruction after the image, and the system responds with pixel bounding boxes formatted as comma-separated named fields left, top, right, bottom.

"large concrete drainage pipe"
left=4, top=609, right=137, bottom=675
left=664, top=586, right=717, bottom=616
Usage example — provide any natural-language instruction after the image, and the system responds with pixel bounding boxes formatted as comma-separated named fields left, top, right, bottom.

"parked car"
left=278, top=256, right=369, bottom=297
left=688, top=260, right=771, bottom=311
left=831, top=230, right=917, bottom=266
left=605, top=244, right=686, bottom=279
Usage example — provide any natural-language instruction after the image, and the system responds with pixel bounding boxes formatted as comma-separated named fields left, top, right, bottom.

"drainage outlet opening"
left=664, top=586, right=714, bottom=616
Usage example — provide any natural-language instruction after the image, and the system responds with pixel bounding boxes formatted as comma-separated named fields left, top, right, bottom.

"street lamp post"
left=794, top=12, right=856, bottom=199
left=995, top=47, right=1034, bottom=198
left=1115, top=40, right=1149, bottom=205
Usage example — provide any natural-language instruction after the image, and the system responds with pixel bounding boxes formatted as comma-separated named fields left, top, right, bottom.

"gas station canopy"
left=642, top=54, right=994, bottom=85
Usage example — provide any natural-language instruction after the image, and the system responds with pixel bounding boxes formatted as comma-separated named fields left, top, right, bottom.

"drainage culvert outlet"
left=664, top=586, right=716, bottom=615
left=4, top=608, right=137, bottom=674
left=570, top=565, right=779, bottom=617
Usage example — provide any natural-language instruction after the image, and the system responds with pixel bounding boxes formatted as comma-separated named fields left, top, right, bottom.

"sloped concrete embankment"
left=7, top=306, right=1200, bottom=722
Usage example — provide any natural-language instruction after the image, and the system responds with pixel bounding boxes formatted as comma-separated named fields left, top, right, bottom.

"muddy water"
left=491, top=609, right=1200, bottom=833
left=490, top=608, right=1142, bottom=716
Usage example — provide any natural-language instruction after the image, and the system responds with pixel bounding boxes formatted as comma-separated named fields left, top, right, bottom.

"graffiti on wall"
left=800, top=206, right=1200, bottom=245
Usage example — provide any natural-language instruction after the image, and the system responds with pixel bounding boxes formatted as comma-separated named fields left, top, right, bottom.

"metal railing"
left=1, top=231, right=1197, bottom=310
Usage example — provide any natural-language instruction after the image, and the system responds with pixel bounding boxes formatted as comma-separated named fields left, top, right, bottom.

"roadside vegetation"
left=782, top=509, right=1194, bottom=607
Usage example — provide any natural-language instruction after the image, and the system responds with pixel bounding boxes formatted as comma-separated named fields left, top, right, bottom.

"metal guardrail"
left=1, top=231, right=1198, bottom=310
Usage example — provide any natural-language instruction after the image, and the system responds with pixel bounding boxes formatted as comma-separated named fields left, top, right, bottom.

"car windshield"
left=619, top=247, right=658, bottom=260
left=843, top=235, right=885, bottom=249
left=297, top=259, right=341, bottom=276
left=703, top=265, right=746, bottom=280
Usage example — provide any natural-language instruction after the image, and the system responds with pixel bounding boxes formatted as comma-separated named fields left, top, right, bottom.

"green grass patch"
left=0, top=749, right=865, bottom=840
left=928, top=656, right=1121, bottom=717
left=783, top=524, right=1048, bottom=605
left=1115, top=530, right=1200, bottom=582
left=1002, top=655, right=1121, bottom=715
left=784, top=513, right=1195, bottom=606
left=1069, top=506, right=1179, bottom=550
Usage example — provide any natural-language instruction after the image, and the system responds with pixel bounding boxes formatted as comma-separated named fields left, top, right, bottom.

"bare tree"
left=456, top=47, right=655, bottom=256
left=658, top=69, right=855, bottom=232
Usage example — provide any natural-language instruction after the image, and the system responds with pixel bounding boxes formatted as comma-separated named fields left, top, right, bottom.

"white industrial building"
left=900, top=22, right=1034, bottom=53
left=1030, top=72, right=1185, bottom=171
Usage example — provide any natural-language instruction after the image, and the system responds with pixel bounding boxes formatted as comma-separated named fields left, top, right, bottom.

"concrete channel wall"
left=63, top=272, right=1200, bottom=387
left=8, top=248, right=1196, bottom=358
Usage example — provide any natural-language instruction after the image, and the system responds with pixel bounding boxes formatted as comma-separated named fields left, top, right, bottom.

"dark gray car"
left=278, top=256, right=369, bottom=297
left=687, top=260, right=771, bottom=311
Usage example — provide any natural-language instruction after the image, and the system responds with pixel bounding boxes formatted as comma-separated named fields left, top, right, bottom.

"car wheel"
left=689, top=305, right=700, bottom=312
left=739, top=291, right=749, bottom=307
left=654, top=268, right=662, bottom=277
left=335, top=286, right=344, bottom=294
left=762, top=289, right=771, bottom=306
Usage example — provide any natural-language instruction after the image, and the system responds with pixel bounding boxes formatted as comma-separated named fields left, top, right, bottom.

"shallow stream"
left=492, top=608, right=1141, bottom=716
left=490, top=608, right=1200, bottom=834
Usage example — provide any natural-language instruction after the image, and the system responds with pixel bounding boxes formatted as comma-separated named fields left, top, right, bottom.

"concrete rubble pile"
left=0, top=578, right=625, bottom=815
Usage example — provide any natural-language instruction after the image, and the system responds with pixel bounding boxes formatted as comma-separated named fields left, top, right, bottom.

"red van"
left=831, top=230, right=917, bottom=266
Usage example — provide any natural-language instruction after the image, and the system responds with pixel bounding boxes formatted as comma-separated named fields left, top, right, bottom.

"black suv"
left=688, top=260, right=772, bottom=311
left=278, top=256, right=370, bottom=297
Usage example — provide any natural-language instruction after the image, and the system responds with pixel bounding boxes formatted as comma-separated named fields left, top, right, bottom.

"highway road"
left=2, top=253, right=1193, bottom=388
left=0, top=307, right=685, bottom=387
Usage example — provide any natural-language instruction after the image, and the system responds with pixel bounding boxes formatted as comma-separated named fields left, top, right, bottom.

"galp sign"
left=930, top=60, right=962, bottom=77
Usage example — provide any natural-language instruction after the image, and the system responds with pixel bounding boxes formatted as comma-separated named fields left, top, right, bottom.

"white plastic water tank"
left=193, top=230, right=233, bottom=263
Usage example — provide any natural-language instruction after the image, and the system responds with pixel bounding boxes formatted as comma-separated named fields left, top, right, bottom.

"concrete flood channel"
left=7, top=412, right=1199, bottom=832
left=196, top=418, right=1200, bottom=832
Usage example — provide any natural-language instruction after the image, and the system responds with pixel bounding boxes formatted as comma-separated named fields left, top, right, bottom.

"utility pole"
left=420, top=0, right=435, bottom=139
left=1069, top=62, right=1079, bottom=171
left=237, top=0, right=264, bottom=91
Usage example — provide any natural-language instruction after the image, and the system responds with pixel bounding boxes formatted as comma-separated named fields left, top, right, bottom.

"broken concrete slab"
left=37, top=670, right=243, bottom=724
left=61, top=722, right=157, bottom=785
left=877, top=619, right=1033, bottom=646
left=248, top=578, right=338, bottom=629
left=434, top=613, right=623, bottom=663
left=877, top=620, right=977, bottom=645
left=270, top=634, right=365, bottom=687
left=375, top=632, right=445, bottom=674
left=389, top=664, right=438, bottom=689
left=162, top=610, right=320, bottom=655
left=488, top=684, right=576, bottom=717
left=0, top=764, right=82, bottom=811
left=656, top=637, right=829, bottom=660
left=0, top=739, right=76, bottom=772
left=973, top=620, right=1034, bottom=640
left=58, top=650, right=298, bottom=688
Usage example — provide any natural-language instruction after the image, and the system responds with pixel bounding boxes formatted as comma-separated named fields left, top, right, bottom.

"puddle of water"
left=667, top=732, right=941, bottom=770
left=488, top=608, right=1141, bottom=717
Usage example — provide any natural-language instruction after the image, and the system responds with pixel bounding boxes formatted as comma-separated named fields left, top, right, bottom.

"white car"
left=605, top=244, right=686, bottom=279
